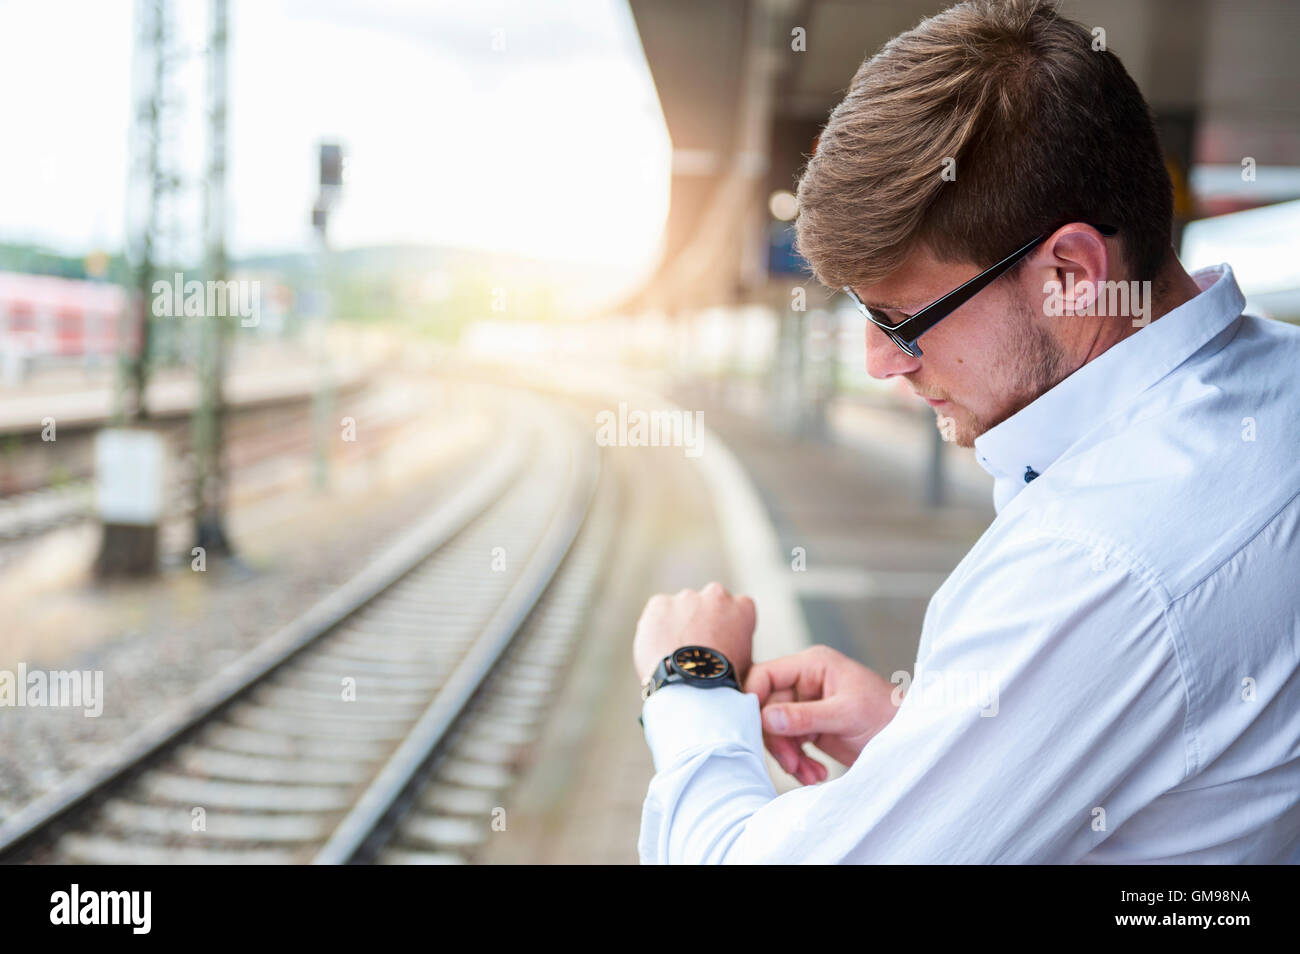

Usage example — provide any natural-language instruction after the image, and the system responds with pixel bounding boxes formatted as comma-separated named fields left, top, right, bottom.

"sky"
left=0, top=0, right=672, bottom=270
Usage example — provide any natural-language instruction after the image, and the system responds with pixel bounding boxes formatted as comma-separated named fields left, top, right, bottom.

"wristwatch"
left=638, top=645, right=742, bottom=727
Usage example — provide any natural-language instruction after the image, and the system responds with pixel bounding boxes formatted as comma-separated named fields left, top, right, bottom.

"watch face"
left=672, top=646, right=730, bottom=684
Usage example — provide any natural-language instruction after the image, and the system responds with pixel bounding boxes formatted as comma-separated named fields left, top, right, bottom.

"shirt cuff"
left=640, top=683, right=765, bottom=772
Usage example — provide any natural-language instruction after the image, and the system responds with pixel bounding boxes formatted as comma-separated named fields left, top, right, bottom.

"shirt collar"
left=973, top=263, right=1247, bottom=514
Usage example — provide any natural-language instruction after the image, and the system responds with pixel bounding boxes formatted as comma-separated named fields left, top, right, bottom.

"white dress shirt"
left=639, top=263, right=1300, bottom=863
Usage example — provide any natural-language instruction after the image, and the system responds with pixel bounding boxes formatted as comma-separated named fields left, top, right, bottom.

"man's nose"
left=864, top=325, right=923, bottom=380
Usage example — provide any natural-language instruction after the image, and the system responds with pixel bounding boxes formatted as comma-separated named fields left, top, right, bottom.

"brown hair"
left=794, top=0, right=1174, bottom=291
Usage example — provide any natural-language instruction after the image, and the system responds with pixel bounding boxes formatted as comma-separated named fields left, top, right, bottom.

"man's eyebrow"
left=860, top=299, right=914, bottom=313
left=848, top=286, right=926, bottom=313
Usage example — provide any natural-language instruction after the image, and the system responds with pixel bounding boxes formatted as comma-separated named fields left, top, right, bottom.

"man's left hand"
left=633, top=582, right=756, bottom=685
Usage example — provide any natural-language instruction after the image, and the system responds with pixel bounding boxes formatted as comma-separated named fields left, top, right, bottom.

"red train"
left=0, top=272, right=132, bottom=376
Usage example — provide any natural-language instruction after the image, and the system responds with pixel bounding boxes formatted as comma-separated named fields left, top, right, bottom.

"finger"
left=795, top=753, right=823, bottom=786
left=792, top=756, right=813, bottom=786
left=745, top=647, right=832, bottom=703
left=802, top=744, right=829, bottom=781
left=757, top=689, right=795, bottom=774
left=764, top=688, right=796, bottom=707
left=760, top=693, right=799, bottom=774
left=793, top=745, right=828, bottom=785
left=762, top=697, right=855, bottom=737
left=746, top=664, right=790, bottom=707
left=766, top=735, right=803, bottom=776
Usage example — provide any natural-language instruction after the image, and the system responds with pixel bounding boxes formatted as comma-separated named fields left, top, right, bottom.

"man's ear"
left=1035, top=224, right=1111, bottom=318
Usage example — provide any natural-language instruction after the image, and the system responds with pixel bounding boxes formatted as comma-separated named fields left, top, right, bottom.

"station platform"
left=0, top=347, right=370, bottom=437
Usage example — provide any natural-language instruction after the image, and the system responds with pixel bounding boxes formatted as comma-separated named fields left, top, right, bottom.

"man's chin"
left=935, top=408, right=978, bottom=448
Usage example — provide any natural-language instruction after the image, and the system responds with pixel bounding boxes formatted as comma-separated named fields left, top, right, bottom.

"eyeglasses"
left=842, top=223, right=1118, bottom=357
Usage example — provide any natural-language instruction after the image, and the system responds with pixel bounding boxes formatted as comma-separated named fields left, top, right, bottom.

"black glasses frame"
left=843, top=223, right=1118, bottom=357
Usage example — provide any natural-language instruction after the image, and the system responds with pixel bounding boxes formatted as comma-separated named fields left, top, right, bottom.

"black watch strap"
left=638, top=647, right=741, bottom=727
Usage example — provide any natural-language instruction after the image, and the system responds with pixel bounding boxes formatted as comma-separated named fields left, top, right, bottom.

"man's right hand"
left=744, top=645, right=900, bottom=785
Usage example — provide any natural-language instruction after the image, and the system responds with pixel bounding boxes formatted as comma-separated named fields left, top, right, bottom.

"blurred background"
left=1, top=0, right=1297, bottom=865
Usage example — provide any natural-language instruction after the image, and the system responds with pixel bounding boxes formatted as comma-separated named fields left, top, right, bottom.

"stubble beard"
left=936, top=301, right=1071, bottom=448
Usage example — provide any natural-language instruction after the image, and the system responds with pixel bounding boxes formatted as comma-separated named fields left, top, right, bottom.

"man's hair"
left=794, top=0, right=1174, bottom=291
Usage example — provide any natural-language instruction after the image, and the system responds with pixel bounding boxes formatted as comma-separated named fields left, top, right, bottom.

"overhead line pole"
left=193, top=0, right=234, bottom=557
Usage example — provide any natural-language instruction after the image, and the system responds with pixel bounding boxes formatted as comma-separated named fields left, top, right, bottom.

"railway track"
left=0, top=374, right=416, bottom=567
left=0, top=392, right=608, bottom=864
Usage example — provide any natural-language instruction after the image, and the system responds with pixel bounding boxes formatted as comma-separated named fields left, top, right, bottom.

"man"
left=633, top=0, right=1300, bottom=863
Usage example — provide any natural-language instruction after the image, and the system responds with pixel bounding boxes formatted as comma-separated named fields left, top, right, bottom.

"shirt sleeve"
left=637, top=530, right=1192, bottom=863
